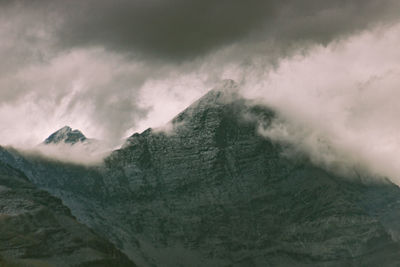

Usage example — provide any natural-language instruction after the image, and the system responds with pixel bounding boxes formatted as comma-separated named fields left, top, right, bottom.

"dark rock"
left=0, top=161, right=136, bottom=267
left=44, top=126, right=87, bottom=145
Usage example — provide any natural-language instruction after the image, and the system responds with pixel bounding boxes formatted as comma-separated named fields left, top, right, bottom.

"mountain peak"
left=170, top=79, right=241, bottom=123
left=44, top=126, right=87, bottom=145
left=201, top=79, right=239, bottom=103
left=123, top=80, right=242, bottom=147
left=213, top=79, right=239, bottom=93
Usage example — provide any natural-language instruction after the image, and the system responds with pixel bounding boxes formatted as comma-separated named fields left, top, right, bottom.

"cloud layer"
left=6, top=0, right=398, bottom=61
left=241, top=23, right=400, bottom=183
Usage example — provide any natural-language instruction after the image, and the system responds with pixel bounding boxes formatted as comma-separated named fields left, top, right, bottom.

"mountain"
left=0, top=160, right=135, bottom=267
left=2, top=80, right=400, bottom=266
left=44, top=126, right=87, bottom=145
left=40, top=126, right=112, bottom=164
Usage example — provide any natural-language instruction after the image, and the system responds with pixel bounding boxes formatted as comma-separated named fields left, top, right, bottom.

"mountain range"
left=1, top=80, right=400, bottom=266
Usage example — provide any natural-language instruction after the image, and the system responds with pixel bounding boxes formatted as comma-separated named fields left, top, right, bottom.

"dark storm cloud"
left=55, top=0, right=277, bottom=60
left=26, top=0, right=400, bottom=61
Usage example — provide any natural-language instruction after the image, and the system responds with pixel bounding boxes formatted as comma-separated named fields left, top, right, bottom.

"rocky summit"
left=2, top=81, right=400, bottom=266
left=44, top=126, right=87, bottom=145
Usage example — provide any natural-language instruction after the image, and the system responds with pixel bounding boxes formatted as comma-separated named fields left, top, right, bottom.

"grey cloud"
left=65, top=64, right=151, bottom=142
left=54, top=0, right=279, bottom=61
left=4, top=0, right=400, bottom=62
left=27, top=0, right=400, bottom=61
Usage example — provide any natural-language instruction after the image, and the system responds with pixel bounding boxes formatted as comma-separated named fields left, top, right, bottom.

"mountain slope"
left=2, top=80, right=400, bottom=266
left=0, top=161, right=136, bottom=267
left=101, top=81, right=400, bottom=266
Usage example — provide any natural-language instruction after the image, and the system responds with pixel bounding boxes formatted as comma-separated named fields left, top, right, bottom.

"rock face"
left=44, top=126, right=87, bottom=145
left=2, top=80, right=400, bottom=266
left=0, top=161, right=136, bottom=267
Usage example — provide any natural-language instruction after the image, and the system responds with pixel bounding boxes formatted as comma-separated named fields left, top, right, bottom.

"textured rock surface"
left=44, top=126, right=87, bottom=145
left=0, top=161, right=135, bottom=267
left=2, top=80, right=400, bottom=266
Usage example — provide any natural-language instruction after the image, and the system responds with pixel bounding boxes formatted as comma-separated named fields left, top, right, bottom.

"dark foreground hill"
left=2, top=80, right=400, bottom=266
left=0, top=161, right=135, bottom=267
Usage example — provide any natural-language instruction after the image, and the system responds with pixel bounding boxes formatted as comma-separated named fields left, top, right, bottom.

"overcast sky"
left=1, top=0, right=400, bottom=180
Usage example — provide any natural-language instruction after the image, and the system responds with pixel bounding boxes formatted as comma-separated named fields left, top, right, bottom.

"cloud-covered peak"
left=34, top=126, right=113, bottom=165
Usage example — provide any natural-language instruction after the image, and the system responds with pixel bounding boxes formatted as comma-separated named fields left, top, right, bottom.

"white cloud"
left=0, top=48, right=148, bottom=146
left=240, top=23, right=400, bottom=183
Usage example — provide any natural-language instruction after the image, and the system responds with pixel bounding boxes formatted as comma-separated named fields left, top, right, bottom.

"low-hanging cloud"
left=240, top=23, right=400, bottom=183
left=0, top=47, right=150, bottom=145
left=17, top=141, right=112, bottom=165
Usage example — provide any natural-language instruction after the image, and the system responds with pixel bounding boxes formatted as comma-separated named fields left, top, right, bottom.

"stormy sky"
left=2, top=0, right=400, bottom=180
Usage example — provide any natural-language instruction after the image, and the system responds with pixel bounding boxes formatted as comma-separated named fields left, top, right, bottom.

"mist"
left=16, top=141, right=112, bottom=165
left=240, top=22, right=400, bottom=184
